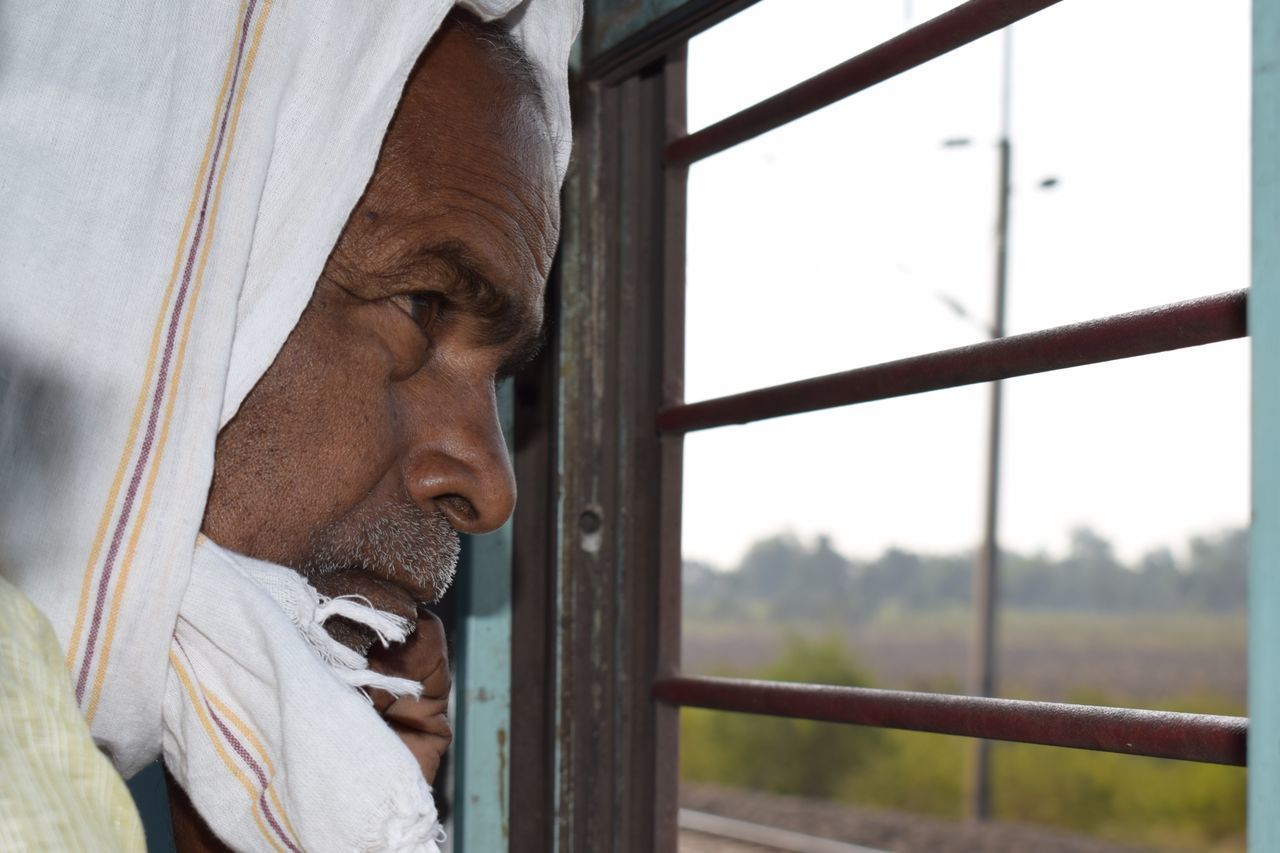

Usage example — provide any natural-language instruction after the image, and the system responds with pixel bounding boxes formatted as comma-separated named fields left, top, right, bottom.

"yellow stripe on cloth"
left=66, top=0, right=252, bottom=680
left=169, top=649, right=287, bottom=853
left=208, top=692, right=301, bottom=845
left=88, top=0, right=276, bottom=721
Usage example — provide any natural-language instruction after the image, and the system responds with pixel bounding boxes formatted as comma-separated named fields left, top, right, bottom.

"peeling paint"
left=497, top=727, right=509, bottom=839
left=453, top=387, right=515, bottom=851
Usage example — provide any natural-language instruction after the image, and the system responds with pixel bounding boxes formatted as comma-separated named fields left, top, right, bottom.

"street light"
left=937, top=32, right=1062, bottom=819
left=971, top=25, right=1014, bottom=824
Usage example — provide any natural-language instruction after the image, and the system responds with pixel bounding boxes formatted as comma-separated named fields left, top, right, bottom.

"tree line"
left=684, top=526, right=1247, bottom=623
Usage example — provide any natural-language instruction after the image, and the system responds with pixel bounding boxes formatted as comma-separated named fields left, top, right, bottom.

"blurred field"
left=683, top=608, right=1246, bottom=708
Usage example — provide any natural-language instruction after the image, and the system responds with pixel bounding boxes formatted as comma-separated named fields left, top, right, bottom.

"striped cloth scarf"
left=0, top=0, right=578, bottom=849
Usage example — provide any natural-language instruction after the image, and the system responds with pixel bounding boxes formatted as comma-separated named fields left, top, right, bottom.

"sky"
left=679, top=0, right=1252, bottom=568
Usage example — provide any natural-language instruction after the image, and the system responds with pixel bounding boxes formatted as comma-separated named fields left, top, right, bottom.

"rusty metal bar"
left=656, top=289, right=1248, bottom=434
left=653, top=675, right=1248, bottom=766
left=664, top=0, right=1064, bottom=167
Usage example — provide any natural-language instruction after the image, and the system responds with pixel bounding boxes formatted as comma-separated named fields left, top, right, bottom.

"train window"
left=528, top=0, right=1271, bottom=850
left=673, top=0, right=1250, bottom=847
left=687, top=1, right=969, bottom=131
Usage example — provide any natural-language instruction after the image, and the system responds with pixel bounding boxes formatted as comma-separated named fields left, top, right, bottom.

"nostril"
left=436, top=494, right=478, bottom=529
left=402, top=426, right=516, bottom=534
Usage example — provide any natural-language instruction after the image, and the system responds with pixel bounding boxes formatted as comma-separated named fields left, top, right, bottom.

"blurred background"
left=677, top=1, right=1249, bottom=850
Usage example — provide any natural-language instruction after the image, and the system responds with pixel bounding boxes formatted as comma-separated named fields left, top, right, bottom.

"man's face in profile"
left=200, top=17, right=558, bottom=621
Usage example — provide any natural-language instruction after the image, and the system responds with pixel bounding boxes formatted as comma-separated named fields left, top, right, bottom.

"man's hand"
left=166, top=611, right=452, bottom=851
left=310, top=569, right=418, bottom=654
left=310, top=569, right=453, bottom=784
left=366, top=610, right=453, bottom=785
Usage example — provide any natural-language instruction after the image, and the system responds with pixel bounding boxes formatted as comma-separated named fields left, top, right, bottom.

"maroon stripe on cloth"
left=75, top=0, right=261, bottom=704
left=206, top=701, right=303, bottom=853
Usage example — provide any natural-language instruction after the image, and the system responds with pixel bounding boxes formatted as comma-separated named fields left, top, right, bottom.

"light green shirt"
left=0, top=575, right=146, bottom=852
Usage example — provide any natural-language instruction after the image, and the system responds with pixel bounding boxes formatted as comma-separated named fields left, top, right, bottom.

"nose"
left=402, top=383, right=515, bottom=535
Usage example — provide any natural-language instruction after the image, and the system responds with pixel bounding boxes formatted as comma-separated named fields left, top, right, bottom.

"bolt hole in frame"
left=663, top=0, right=1254, bottom=851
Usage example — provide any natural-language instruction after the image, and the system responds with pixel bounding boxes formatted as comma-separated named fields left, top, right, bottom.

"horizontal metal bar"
left=664, top=0, right=1063, bottom=167
left=657, top=289, right=1247, bottom=434
left=654, top=675, right=1248, bottom=766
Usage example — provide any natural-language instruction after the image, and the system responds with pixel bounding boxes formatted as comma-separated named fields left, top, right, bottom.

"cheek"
left=289, top=318, right=405, bottom=513
left=205, top=303, right=403, bottom=561
left=309, top=373, right=397, bottom=495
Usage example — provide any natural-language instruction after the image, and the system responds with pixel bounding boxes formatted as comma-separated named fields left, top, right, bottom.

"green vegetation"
left=681, top=636, right=885, bottom=797
left=989, top=740, right=1244, bottom=850
left=680, top=636, right=1246, bottom=851
left=680, top=529, right=1249, bottom=848
left=684, top=608, right=1246, bottom=706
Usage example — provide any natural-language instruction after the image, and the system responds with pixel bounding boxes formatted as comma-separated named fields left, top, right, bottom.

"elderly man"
left=0, top=1, right=577, bottom=850
left=184, top=6, right=555, bottom=834
left=205, top=8, right=553, bottom=630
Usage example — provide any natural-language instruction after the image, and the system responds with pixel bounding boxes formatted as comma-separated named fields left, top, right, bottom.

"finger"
left=389, top=723, right=452, bottom=784
left=365, top=662, right=448, bottom=714
left=417, top=656, right=451, bottom=700
left=311, top=571, right=419, bottom=654
left=366, top=687, right=396, bottom=715
left=312, top=571, right=418, bottom=624
left=416, top=609, right=446, bottom=647
left=383, top=696, right=451, bottom=736
left=367, top=612, right=450, bottom=687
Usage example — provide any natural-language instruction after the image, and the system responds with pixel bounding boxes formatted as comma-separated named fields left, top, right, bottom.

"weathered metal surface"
left=509, top=271, right=560, bottom=850
left=1250, top=0, right=1280, bottom=846
left=533, top=57, right=680, bottom=852
left=654, top=676, right=1249, bottom=766
left=653, top=47, right=688, bottom=853
left=588, top=0, right=697, bottom=54
left=656, top=289, right=1248, bottom=434
left=664, top=0, right=1065, bottom=166
left=546, top=71, right=617, bottom=853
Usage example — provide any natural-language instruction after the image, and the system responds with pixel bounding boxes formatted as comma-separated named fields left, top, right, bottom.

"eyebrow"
left=393, top=241, right=546, bottom=378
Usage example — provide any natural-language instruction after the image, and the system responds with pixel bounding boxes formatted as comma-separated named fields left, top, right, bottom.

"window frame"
left=509, top=1, right=1276, bottom=849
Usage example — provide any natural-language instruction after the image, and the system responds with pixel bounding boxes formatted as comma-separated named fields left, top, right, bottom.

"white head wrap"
left=0, top=0, right=580, bottom=849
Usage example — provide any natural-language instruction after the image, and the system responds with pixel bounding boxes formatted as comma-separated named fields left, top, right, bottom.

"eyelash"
left=392, top=292, right=444, bottom=337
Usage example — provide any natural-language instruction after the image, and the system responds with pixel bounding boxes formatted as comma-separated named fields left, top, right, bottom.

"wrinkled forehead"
left=383, top=16, right=557, bottom=202
left=339, top=17, right=561, bottom=307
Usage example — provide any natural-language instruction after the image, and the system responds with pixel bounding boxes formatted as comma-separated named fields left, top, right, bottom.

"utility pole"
left=969, top=25, right=1013, bottom=823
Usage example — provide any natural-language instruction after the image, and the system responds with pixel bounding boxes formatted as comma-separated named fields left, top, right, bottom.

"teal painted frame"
left=1252, top=0, right=1280, bottom=847
left=125, top=762, right=176, bottom=852
left=452, top=381, right=516, bottom=850
left=587, top=0, right=693, bottom=54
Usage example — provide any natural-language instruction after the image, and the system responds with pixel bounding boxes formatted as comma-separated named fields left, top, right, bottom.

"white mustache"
left=306, top=502, right=460, bottom=603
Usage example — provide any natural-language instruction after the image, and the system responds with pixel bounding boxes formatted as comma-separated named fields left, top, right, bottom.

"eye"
left=392, top=292, right=443, bottom=337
